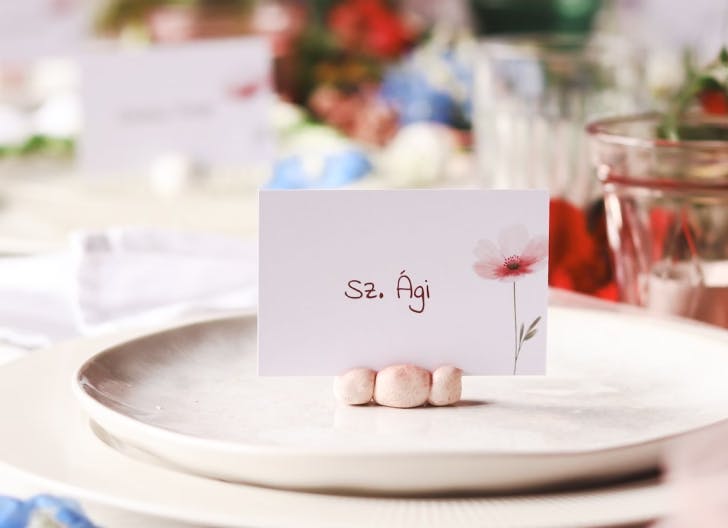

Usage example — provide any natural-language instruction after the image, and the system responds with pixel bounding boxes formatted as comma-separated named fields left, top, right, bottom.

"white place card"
left=258, top=189, right=549, bottom=376
left=79, top=38, right=273, bottom=172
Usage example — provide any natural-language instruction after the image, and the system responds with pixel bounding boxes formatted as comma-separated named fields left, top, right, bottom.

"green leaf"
left=697, top=76, right=724, bottom=92
left=527, top=316, right=541, bottom=333
left=519, top=323, right=524, bottom=344
left=524, top=329, right=538, bottom=341
left=721, top=47, right=728, bottom=65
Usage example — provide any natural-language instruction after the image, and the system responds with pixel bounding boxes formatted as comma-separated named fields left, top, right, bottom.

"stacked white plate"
left=3, top=299, right=728, bottom=527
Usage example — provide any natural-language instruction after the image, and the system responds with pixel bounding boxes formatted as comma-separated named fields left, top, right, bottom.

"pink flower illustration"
left=473, top=224, right=548, bottom=282
left=473, top=224, right=547, bottom=375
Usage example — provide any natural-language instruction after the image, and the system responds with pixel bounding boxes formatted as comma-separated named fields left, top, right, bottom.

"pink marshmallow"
left=428, top=365, right=462, bottom=406
left=374, top=364, right=431, bottom=408
left=334, top=367, right=375, bottom=405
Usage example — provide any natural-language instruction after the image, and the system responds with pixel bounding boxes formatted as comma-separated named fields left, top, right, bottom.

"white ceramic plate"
left=0, top=314, right=672, bottom=528
left=73, top=306, right=728, bottom=495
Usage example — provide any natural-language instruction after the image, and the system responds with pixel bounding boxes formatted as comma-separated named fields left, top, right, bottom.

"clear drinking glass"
left=588, top=113, right=728, bottom=328
left=474, top=34, right=648, bottom=203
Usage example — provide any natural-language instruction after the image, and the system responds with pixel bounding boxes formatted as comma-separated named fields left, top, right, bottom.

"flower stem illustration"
left=513, top=282, right=517, bottom=374
left=472, top=224, right=547, bottom=375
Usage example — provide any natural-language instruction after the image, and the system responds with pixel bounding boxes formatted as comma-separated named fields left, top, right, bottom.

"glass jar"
left=588, top=113, right=728, bottom=328
left=474, top=34, right=648, bottom=203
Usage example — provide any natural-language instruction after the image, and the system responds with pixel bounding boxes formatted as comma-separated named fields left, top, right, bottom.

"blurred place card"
left=259, top=190, right=549, bottom=376
left=80, top=38, right=273, bottom=173
left=0, top=0, right=84, bottom=59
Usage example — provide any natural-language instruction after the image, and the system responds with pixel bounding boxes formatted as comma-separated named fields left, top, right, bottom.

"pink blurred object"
left=654, top=420, right=728, bottom=528
left=249, top=0, right=306, bottom=57
left=146, top=5, right=248, bottom=43
left=146, top=6, right=197, bottom=42
left=309, top=85, right=398, bottom=146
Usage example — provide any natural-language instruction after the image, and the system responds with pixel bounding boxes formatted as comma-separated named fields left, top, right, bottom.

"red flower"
left=328, top=0, right=413, bottom=59
left=473, top=225, right=548, bottom=282
left=699, top=89, right=728, bottom=115
left=548, top=198, right=616, bottom=299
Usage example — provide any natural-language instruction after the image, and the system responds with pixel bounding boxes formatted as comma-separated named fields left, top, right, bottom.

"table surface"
left=0, top=166, right=261, bottom=253
left=0, top=162, right=476, bottom=254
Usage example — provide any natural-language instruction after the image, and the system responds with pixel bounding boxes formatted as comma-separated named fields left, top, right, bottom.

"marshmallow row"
left=334, top=365, right=462, bottom=408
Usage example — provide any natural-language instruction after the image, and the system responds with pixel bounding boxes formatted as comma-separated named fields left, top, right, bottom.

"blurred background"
left=1, top=0, right=728, bottom=325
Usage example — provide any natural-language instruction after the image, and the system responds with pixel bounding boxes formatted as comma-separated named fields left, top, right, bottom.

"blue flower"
left=268, top=149, right=372, bottom=189
left=379, top=38, right=474, bottom=127
left=0, top=495, right=96, bottom=528
left=380, top=67, right=457, bottom=125
left=0, top=497, right=27, bottom=528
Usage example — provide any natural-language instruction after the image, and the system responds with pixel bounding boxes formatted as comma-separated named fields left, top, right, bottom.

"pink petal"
left=473, top=239, right=500, bottom=261
left=520, top=234, right=548, bottom=270
left=521, top=234, right=548, bottom=260
left=498, top=224, right=529, bottom=258
left=473, top=259, right=503, bottom=280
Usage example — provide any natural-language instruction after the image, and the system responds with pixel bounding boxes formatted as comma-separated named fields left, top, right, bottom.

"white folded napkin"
left=0, top=228, right=258, bottom=351
left=0, top=253, right=76, bottom=349
left=70, top=228, right=258, bottom=334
